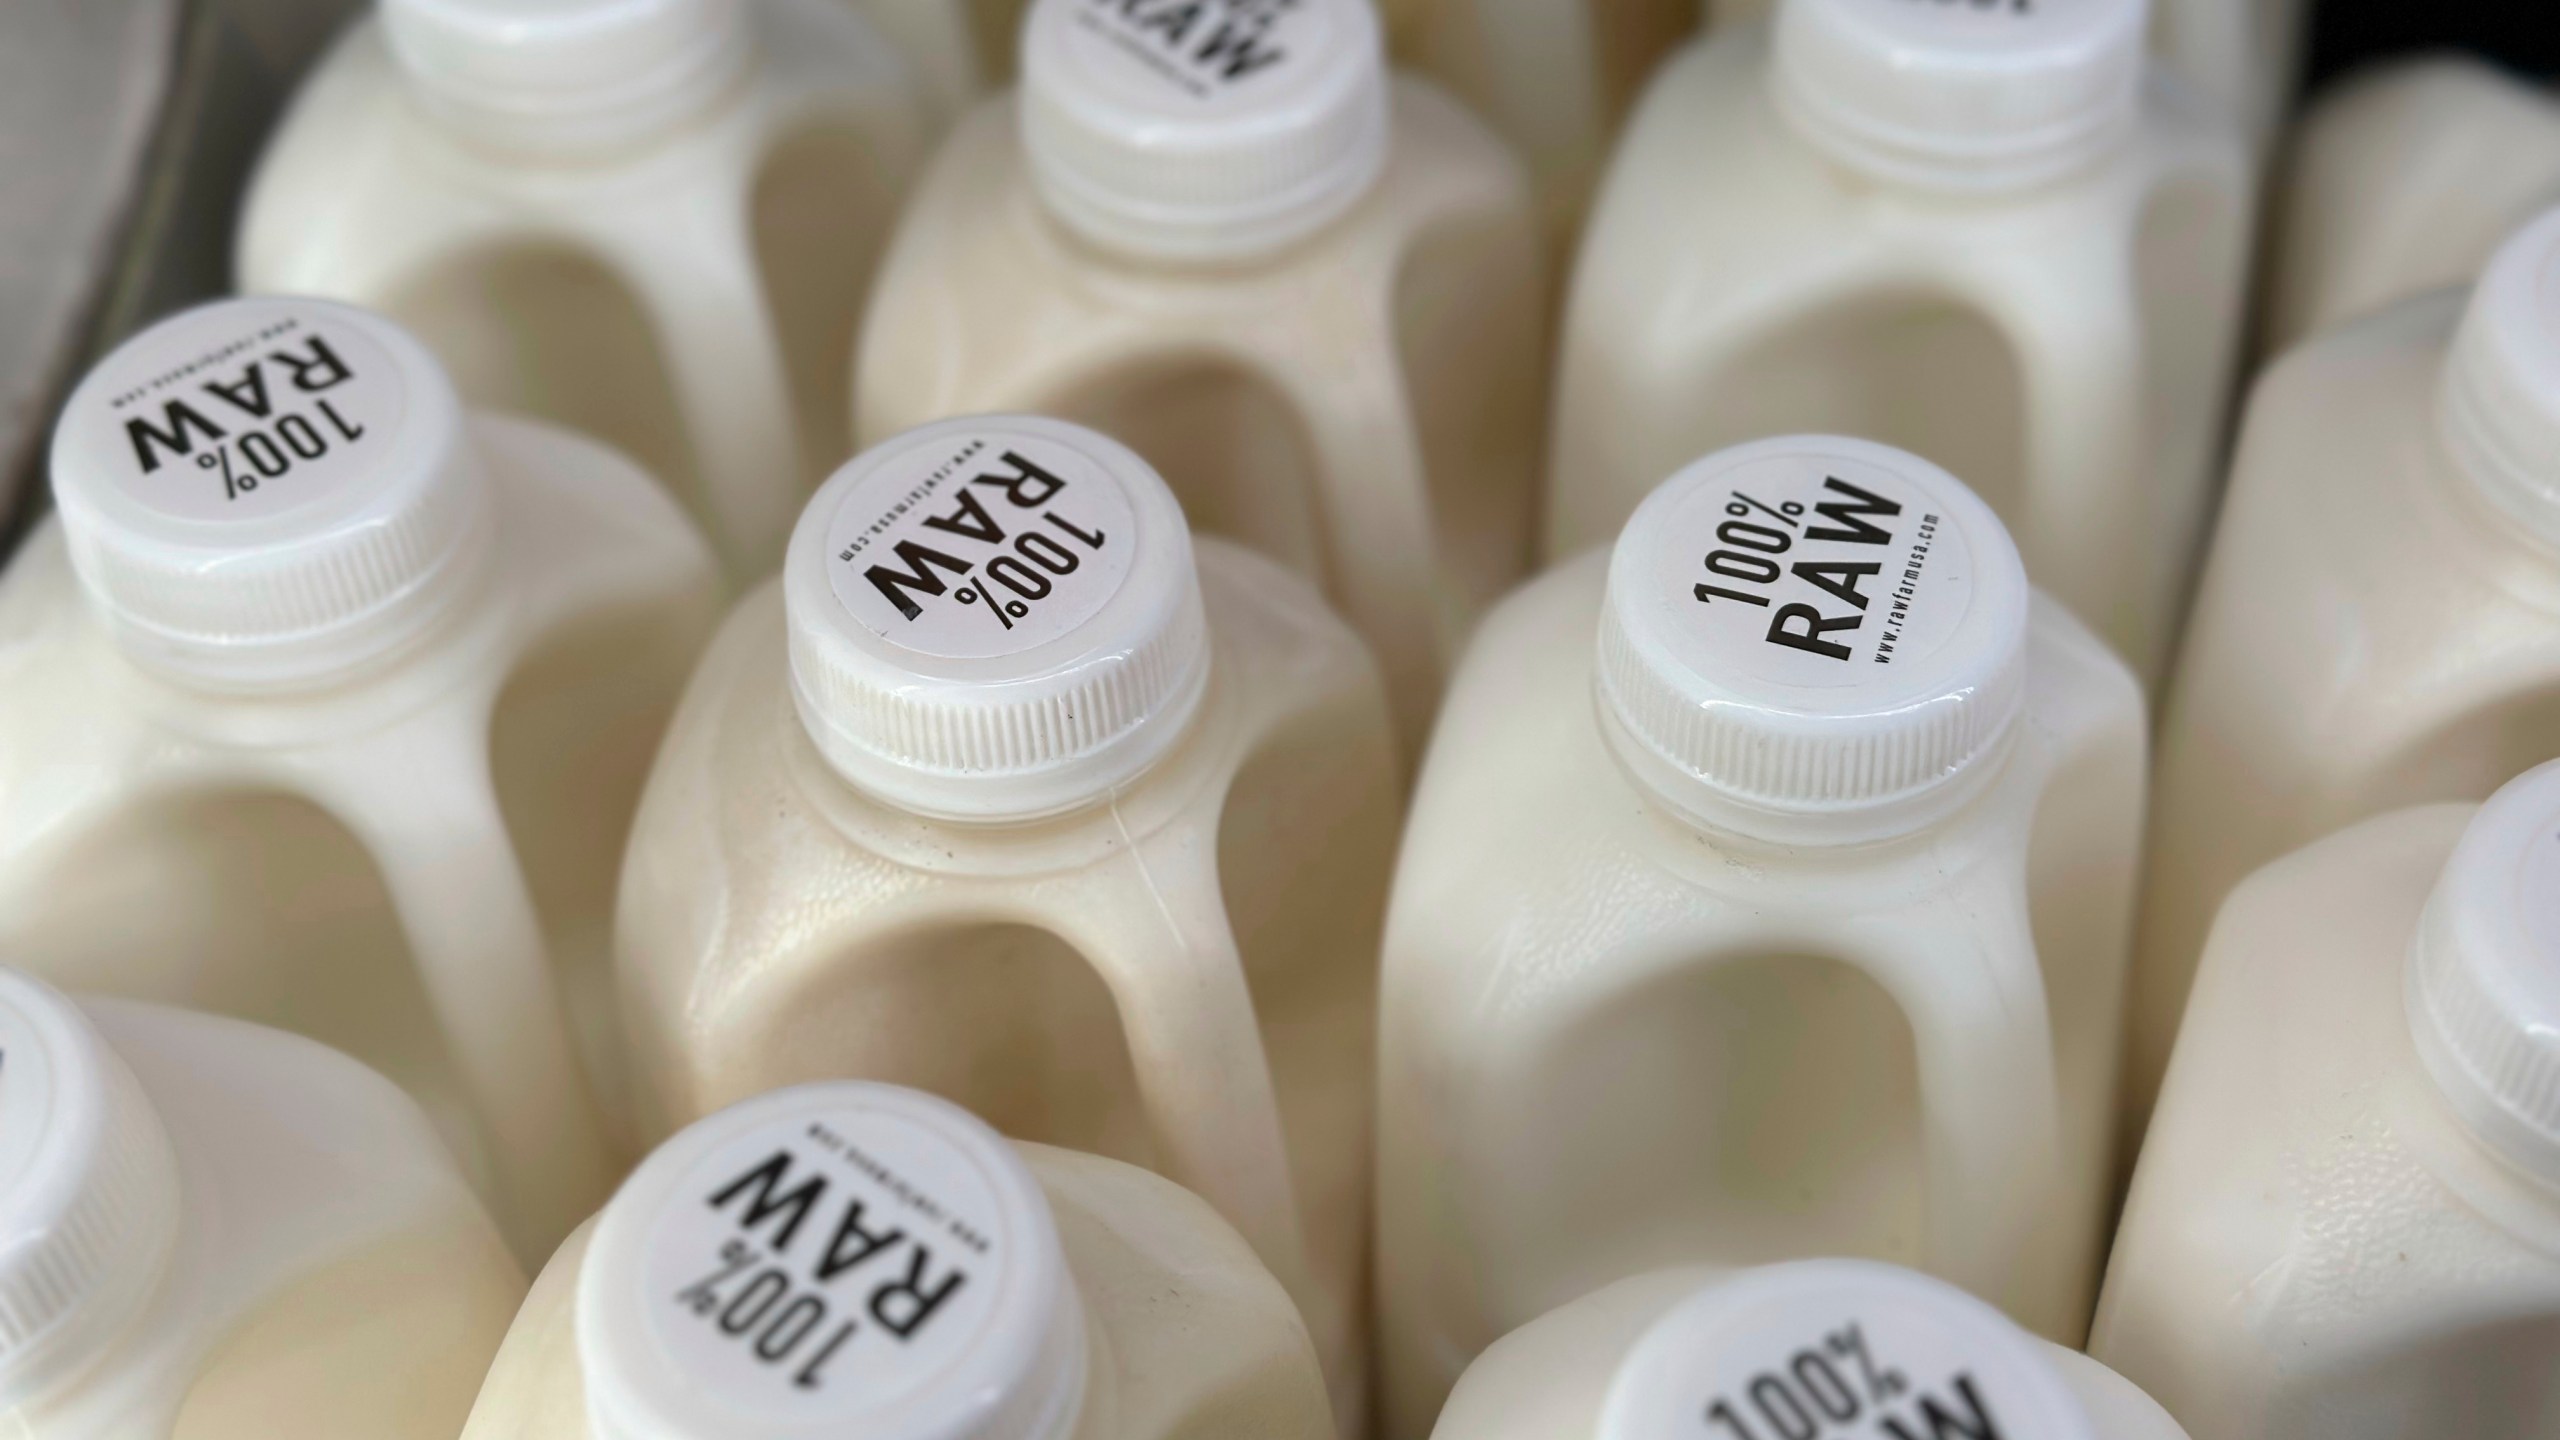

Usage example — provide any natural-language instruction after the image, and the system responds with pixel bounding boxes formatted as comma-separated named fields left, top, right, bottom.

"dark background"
left=2309, top=2, right=2556, bottom=86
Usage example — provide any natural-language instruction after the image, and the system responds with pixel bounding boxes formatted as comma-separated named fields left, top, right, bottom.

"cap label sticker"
left=1654, top=452, right=1974, bottom=689
left=1063, top=0, right=1328, bottom=104
left=825, top=434, right=1138, bottom=661
left=643, top=1110, right=1006, bottom=1418
left=1609, top=1277, right=2084, bottom=1440
left=78, top=309, right=404, bottom=523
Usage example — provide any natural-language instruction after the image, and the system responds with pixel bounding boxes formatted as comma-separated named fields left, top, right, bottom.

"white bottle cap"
left=1599, top=1261, right=2098, bottom=1440
left=382, top=0, right=753, bottom=156
left=1017, top=0, right=1390, bottom=262
left=49, top=298, right=495, bottom=692
left=783, top=416, right=1210, bottom=822
left=1771, top=0, right=2149, bottom=191
left=1594, top=435, right=2030, bottom=846
left=0, top=970, right=182, bottom=1405
left=578, top=1082, right=1085, bottom=1440
left=2439, top=207, right=2560, bottom=550
left=2406, top=759, right=2560, bottom=1185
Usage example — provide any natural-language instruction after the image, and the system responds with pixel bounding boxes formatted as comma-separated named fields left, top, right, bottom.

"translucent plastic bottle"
left=0, top=968, right=526, bottom=1440
left=0, top=297, right=723, bottom=1260
left=1546, top=0, right=2251, bottom=685
left=1433, top=1261, right=2188, bottom=1440
left=852, top=0, right=1547, bottom=756
left=2095, top=761, right=2560, bottom=1438
left=615, top=415, right=1397, bottom=1433
left=456, top=1081, right=1338, bottom=1440
left=1375, top=436, right=2145, bottom=1440
left=2269, top=55, right=2560, bottom=351
left=236, top=0, right=932, bottom=580
left=2127, top=207, right=2560, bottom=1135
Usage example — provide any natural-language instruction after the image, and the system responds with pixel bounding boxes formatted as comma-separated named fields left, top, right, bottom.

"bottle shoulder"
left=35, top=1002, right=509, bottom=1434
left=2125, top=804, right=2560, bottom=1326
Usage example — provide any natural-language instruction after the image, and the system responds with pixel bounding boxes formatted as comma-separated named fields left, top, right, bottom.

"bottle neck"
left=2438, top=315, right=2560, bottom=556
left=392, top=15, right=754, bottom=162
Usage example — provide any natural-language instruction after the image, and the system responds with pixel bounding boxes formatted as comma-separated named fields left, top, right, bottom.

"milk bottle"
left=2126, top=207, right=2560, bottom=1135
left=0, top=968, right=526, bottom=1440
left=615, top=415, right=1397, bottom=1433
left=850, top=0, right=1007, bottom=115
left=1433, top=1261, right=2189, bottom=1440
left=1375, top=435, right=2146, bottom=1440
left=457, top=1081, right=1338, bottom=1440
left=236, top=0, right=931, bottom=580
left=1546, top=0, right=2251, bottom=685
left=2095, top=760, right=2560, bottom=1438
left=2269, top=56, right=2560, bottom=350
left=0, top=297, right=723, bottom=1260
left=852, top=0, right=1547, bottom=756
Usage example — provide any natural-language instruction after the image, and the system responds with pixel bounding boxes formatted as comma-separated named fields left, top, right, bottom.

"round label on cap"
left=1052, top=0, right=1338, bottom=110
left=822, top=432, right=1138, bottom=661
left=1641, top=450, right=1977, bottom=689
left=2518, top=791, right=2560, bottom=975
left=635, top=1103, right=1016, bottom=1422
left=1605, top=1269, right=2087, bottom=1440
left=67, top=307, right=406, bottom=525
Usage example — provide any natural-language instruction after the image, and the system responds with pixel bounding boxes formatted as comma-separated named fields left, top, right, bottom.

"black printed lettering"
left=1803, top=475, right=1903, bottom=546
left=1767, top=602, right=1860, bottom=661
left=707, top=1151, right=829, bottom=1252
left=864, top=539, right=977, bottom=621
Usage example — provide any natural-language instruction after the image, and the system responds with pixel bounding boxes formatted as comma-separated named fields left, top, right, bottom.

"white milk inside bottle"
left=2096, top=760, right=2560, bottom=1438
left=2270, top=56, right=2560, bottom=350
left=457, top=1081, right=1337, bottom=1440
left=0, top=968, right=525, bottom=1440
left=2126, top=206, right=2560, bottom=1134
left=853, top=0, right=1547, bottom=756
left=1432, top=1261, right=2189, bottom=1440
left=1546, top=0, right=2251, bottom=685
left=0, top=296, right=722, bottom=1260
left=615, top=415, right=1397, bottom=1434
left=236, top=0, right=931, bottom=579
left=1375, top=436, right=2145, bottom=1439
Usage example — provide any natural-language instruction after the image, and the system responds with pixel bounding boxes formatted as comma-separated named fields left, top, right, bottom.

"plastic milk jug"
left=0, top=297, right=723, bottom=1260
left=2269, top=56, right=2560, bottom=351
left=2126, top=207, right=2560, bottom=1136
left=1433, top=1261, right=2188, bottom=1440
left=0, top=968, right=526, bottom=1440
left=849, top=0, right=1011, bottom=115
left=456, top=1082, right=1338, bottom=1440
left=614, top=415, right=1398, bottom=1433
left=1375, top=436, right=2146, bottom=1439
left=1546, top=0, right=2252, bottom=686
left=237, top=0, right=931, bottom=580
left=853, top=0, right=1548, bottom=757
left=2095, top=761, right=2560, bottom=1438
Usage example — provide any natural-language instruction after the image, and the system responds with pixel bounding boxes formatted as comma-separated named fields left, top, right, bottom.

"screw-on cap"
left=1595, top=436, right=2030, bottom=845
left=382, top=0, right=754, bottom=156
left=2406, top=759, right=2560, bottom=1185
left=1771, top=0, right=2149, bottom=191
left=1599, top=1261, right=2097, bottom=1440
left=48, top=297, right=494, bottom=692
left=1018, top=0, right=1390, bottom=261
left=2438, top=207, right=2560, bottom=551
left=578, top=1082, right=1084, bottom=1440
left=784, top=416, right=1210, bottom=822
left=0, top=970, right=182, bottom=1405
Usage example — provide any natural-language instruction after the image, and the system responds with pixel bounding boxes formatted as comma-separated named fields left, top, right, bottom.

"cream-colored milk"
left=459, top=1140, right=1335, bottom=1440
left=2269, top=56, right=2560, bottom=351
left=853, top=5, right=1545, bottom=758
left=2126, top=214, right=2560, bottom=1140
left=617, top=419, right=1397, bottom=1435
left=1375, top=438, right=2146, bottom=1440
left=2094, top=791, right=2560, bottom=1438
left=1546, top=3, right=2251, bottom=686
left=1432, top=1264, right=2188, bottom=1440
left=237, top=0, right=930, bottom=581
left=0, top=301, right=722, bottom=1261
left=0, top=977, right=525, bottom=1440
